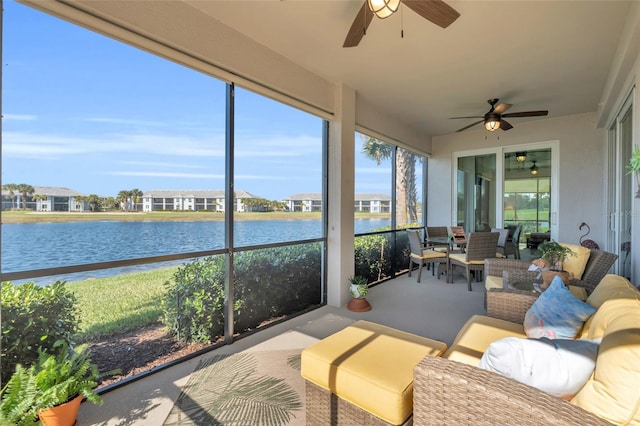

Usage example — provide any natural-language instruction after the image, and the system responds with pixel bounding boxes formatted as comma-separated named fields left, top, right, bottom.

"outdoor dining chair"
left=407, top=229, right=447, bottom=283
left=492, top=228, right=510, bottom=257
left=448, top=231, right=500, bottom=291
left=502, top=224, right=523, bottom=259
left=449, top=225, right=467, bottom=252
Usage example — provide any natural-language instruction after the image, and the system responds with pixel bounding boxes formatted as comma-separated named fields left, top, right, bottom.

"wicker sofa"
left=413, top=274, right=640, bottom=425
left=484, top=245, right=619, bottom=295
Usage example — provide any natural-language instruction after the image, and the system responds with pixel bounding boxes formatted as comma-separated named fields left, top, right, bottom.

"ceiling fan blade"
left=456, top=120, right=484, bottom=132
left=500, top=119, right=514, bottom=131
left=343, top=1, right=374, bottom=47
left=403, top=0, right=460, bottom=28
left=502, top=110, right=549, bottom=118
left=449, top=115, right=483, bottom=120
left=493, top=103, right=513, bottom=114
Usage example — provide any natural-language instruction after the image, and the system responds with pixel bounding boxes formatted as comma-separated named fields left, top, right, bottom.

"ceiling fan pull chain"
left=401, top=4, right=404, bottom=38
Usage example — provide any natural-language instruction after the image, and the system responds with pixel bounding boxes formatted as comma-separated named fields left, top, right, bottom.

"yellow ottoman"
left=301, top=320, right=447, bottom=425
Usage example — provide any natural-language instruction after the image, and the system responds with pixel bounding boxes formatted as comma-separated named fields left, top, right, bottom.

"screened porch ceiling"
left=25, top=0, right=635, bottom=139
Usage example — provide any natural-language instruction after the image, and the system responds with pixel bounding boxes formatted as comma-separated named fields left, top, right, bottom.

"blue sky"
left=2, top=0, right=393, bottom=201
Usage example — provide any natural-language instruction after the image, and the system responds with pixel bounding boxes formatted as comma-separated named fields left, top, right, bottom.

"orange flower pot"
left=38, top=394, right=82, bottom=426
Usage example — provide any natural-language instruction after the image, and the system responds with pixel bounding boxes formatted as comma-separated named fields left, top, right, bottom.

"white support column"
left=327, top=83, right=356, bottom=308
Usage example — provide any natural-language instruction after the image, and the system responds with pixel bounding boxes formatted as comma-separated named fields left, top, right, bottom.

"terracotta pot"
left=347, top=298, right=371, bottom=312
left=38, top=394, right=82, bottom=426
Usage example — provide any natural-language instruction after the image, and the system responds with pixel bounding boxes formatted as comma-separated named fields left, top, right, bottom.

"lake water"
left=1, top=218, right=390, bottom=284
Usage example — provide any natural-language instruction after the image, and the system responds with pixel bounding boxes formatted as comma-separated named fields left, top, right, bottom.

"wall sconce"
left=515, top=152, right=527, bottom=162
left=368, top=0, right=400, bottom=18
left=530, top=160, right=539, bottom=175
left=484, top=113, right=501, bottom=131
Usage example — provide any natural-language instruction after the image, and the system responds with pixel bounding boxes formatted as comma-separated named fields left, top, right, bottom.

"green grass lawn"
left=2, top=210, right=390, bottom=224
left=68, top=267, right=176, bottom=342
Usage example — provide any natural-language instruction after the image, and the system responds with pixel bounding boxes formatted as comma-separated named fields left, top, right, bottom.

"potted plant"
left=347, top=276, right=371, bottom=312
left=0, top=341, right=103, bottom=426
left=626, top=144, right=640, bottom=198
left=536, top=241, right=575, bottom=289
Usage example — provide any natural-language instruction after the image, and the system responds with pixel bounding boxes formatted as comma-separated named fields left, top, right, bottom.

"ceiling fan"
left=450, top=99, right=549, bottom=132
left=343, top=0, right=460, bottom=48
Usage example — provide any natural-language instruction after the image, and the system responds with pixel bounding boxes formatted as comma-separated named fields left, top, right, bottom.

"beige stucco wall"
left=429, top=112, right=606, bottom=245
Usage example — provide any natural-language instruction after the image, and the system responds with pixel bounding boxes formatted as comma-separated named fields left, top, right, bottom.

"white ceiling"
left=184, top=0, right=631, bottom=137
left=33, top=0, right=632, bottom=139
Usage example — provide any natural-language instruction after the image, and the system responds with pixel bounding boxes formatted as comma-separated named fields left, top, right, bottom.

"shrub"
left=162, top=244, right=322, bottom=343
left=354, top=233, right=390, bottom=282
left=233, top=244, right=322, bottom=331
left=1, top=281, right=79, bottom=386
left=161, top=256, right=233, bottom=343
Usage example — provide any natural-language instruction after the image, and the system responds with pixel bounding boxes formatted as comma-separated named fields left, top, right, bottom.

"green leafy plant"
left=0, top=341, right=102, bottom=425
left=348, top=275, right=369, bottom=299
left=1, top=281, right=79, bottom=385
left=626, top=144, right=640, bottom=197
left=162, top=244, right=322, bottom=343
left=537, top=241, right=574, bottom=270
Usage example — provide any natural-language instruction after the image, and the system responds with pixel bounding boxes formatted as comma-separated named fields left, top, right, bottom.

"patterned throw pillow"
left=523, top=276, right=596, bottom=339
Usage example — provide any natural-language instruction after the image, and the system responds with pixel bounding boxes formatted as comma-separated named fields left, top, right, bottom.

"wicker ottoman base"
left=305, top=381, right=412, bottom=426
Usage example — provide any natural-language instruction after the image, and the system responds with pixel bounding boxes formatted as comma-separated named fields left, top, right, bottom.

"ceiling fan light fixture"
left=367, top=0, right=400, bottom=19
left=484, top=113, right=501, bottom=131
left=530, top=160, right=539, bottom=175
left=515, top=152, right=527, bottom=162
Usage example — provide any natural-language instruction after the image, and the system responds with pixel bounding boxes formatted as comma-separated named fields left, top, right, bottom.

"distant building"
left=282, top=193, right=391, bottom=213
left=1, top=186, right=87, bottom=212
left=141, top=189, right=260, bottom=212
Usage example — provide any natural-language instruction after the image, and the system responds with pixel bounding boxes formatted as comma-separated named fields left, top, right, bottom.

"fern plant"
left=32, top=341, right=102, bottom=411
left=0, top=364, right=40, bottom=425
left=0, top=340, right=103, bottom=424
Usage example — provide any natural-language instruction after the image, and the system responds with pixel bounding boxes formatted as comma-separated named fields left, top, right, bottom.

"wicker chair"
left=501, top=224, right=523, bottom=259
left=425, top=226, right=450, bottom=252
left=492, top=228, right=510, bottom=257
left=407, top=229, right=446, bottom=282
left=448, top=232, right=499, bottom=291
left=413, top=288, right=611, bottom=425
left=484, top=249, right=618, bottom=294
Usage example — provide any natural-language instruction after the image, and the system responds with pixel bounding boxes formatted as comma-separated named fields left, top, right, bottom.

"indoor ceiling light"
left=484, top=113, right=501, bottom=131
left=530, top=160, right=539, bottom=175
left=367, top=0, right=401, bottom=19
left=515, top=152, right=527, bottom=162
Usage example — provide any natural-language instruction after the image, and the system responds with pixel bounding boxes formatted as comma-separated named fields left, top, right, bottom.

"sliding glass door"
left=454, top=143, right=558, bottom=252
left=456, top=153, right=496, bottom=232
left=606, top=91, right=633, bottom=278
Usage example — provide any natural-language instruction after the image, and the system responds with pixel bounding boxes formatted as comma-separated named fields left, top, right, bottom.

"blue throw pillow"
left=523, top=276, right=596, bottom=339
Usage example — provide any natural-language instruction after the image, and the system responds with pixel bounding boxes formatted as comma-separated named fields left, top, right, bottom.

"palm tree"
left=130, top=188, right=143, bottom=212
left=31, top=193, right=48, bottom=210
left=16, top=184, right=35, bottom=210
left=2, top=183, right=19, bottom=209
left=361, top=136, right=418, bottom=225
left=85, top=194, right=103, bottom=212
left=116, top=190, right=131, bottom=211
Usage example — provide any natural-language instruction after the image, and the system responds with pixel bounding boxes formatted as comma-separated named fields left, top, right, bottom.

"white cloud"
left=2, top=131, right=226, bottom=159
left=3, top=114, right=37, bottom=121
left=119, top=160, right=204, bottom=169
left=107, top=171, right=225, bottom=179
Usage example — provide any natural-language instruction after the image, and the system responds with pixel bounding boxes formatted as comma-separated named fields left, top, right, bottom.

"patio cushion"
left=301, top=320, right=447, bottom=425
left=572, top=309, right=640, bottom=425
left=485, top=274, right=503, bottom=291
left=560, top=243, right=590, bottom=280
left=443, top=315, right=525, bottom=366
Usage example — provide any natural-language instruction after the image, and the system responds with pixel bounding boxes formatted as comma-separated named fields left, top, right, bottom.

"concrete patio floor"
left=77, top=266, right=496, bottom=425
